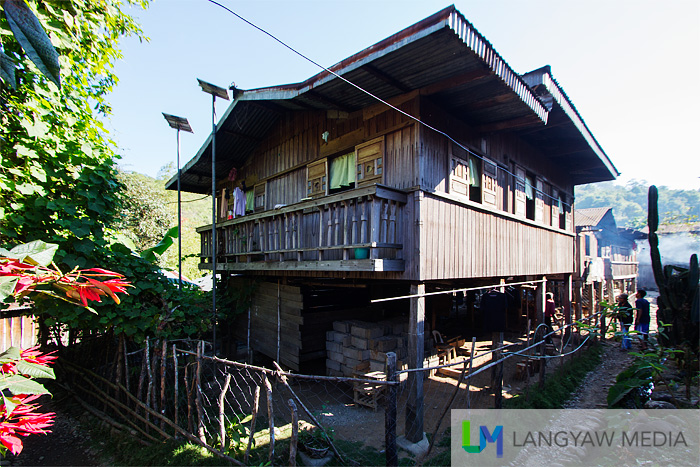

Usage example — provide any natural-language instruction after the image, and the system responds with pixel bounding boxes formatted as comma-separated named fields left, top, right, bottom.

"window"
left=525, top=172, right=536, bottom=220
left=558, top=193, right=566, bottom=229
left=356, top=137, right=384, bottom=186
left=482, top=159, right=497, bottom=206
left=468, top=155, right=482, bottom=203
left=514, top=166, right=526, bottom=217
left=307, top=159, right=327, bottom=197
left=551, top=187, right=559, bottom=227
left=329, top=152, right=355, bottom=193
left=585, top=235, right=591, bottom=256
left=254, top=182, right=266, bottom=212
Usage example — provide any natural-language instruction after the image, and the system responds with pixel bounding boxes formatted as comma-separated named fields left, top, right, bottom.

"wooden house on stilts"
left=167, top=5, right=619, bottom=442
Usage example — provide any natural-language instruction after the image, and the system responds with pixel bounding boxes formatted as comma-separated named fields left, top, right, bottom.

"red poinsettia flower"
left=19, top=346, right=57, bottom=367
left=0, top=395, right=55, bottom=455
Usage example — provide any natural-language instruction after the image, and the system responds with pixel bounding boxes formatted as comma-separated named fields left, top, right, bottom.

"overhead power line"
left=205, top=0, right=574, bottom=209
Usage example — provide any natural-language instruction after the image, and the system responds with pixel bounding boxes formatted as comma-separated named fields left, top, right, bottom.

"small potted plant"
left=298, top=427, right=334, bottom=466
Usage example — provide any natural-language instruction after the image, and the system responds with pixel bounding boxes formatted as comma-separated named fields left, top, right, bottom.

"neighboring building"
left=574, top=207, right=641, bottom=313
left=168, top=5, right=618, bottom=440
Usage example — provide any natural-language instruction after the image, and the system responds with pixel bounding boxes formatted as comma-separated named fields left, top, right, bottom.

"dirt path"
left=562, top=341, right=636, bottom=409
left=10, top=393, right=103, bottom=467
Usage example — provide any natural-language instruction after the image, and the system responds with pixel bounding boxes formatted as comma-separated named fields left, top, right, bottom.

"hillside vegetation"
left=117, top=164, right=211, bottom=280
left=575, top=180, right=700, bottom=228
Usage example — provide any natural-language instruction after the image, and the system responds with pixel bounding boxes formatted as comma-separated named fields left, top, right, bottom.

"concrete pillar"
left=406, top=283, right=425, bottom=443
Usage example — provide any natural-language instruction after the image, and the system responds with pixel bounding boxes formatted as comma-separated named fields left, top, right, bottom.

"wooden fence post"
left=219, top=373, right=232, bottom=451
left=288, top=399, right=298, bottom=467
left=196, top=341, right=206, bottom=443
left=384, top=352, right=397, bottom=467
left=466, top=337, right=476, bottom=408
left=263, top=375, right=275, bottom=464
left=173, top=344, right=179, bottom=429
left=244, top=384, right=261, bottom=464
left=160, top=339, right=167, bottom=430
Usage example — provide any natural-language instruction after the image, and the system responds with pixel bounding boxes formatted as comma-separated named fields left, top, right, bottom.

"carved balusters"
left=342, top=201, right=350, bottom=260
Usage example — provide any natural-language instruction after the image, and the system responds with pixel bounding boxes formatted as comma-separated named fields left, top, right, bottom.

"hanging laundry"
left=233, top=187, right=246, bottom=217
left=220, top=189, right=227, bottom=219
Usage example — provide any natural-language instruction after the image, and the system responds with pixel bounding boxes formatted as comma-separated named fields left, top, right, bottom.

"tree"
left=116, top=170, right=171, bottom=252
left=1, top=1, right=213, bottom=344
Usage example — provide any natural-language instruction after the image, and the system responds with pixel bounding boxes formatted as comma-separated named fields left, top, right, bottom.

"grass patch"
left=504, top=343, right=603, bottom=409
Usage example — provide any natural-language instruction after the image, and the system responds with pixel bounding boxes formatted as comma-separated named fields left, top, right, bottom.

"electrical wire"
left=205, top=0, right=576, bottom=209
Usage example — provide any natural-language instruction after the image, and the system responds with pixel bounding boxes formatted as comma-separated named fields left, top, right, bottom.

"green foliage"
left=0, top=2, right=215, bottom=344
left=576, top=180, right=700, bottom=228
left=115, top=171, right=172, bottom=253
left=504, top=344, right=603, bottom=409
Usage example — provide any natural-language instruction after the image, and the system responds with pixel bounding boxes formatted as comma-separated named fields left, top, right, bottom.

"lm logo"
left=462, top=420, right=503, bottom=458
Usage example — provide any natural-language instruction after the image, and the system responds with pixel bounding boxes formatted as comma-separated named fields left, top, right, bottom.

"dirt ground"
left=9, top=293, right=659, bottom=465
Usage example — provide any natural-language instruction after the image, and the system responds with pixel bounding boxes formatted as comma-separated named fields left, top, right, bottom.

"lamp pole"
left=198, top=79, right=229, bottom=356
left=162, top=113, right=193, bottom=292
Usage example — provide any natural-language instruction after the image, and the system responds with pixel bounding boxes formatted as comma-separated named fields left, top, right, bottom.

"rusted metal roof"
left=168, top=5, right=617, bottom=193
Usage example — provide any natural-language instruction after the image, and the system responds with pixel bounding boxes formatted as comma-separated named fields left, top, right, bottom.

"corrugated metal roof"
left=168, top=5, right=617, bottom=193
left=575, top=207, right=612, bottom=227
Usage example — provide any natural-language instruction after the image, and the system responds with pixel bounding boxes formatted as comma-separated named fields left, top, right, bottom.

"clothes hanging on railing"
left=233, top=187, right=245, bottom=217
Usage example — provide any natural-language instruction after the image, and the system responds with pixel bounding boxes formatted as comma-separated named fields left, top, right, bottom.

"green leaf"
left=14, top=360, right=56, bottom=379
left=141, top=226, right=178, bottom=262
left=3, top=0, right=61, bottom=88
left=0, top=50, right=16, bottom=88
left=8, top=240, right=58, bottom=266
left=0, top=347, right=21, bottom=363
left=0, top=373, right=50, bottom=395
left=2, top=394, right=19, bottom=417
left=0, top=276, right=19, bottom=302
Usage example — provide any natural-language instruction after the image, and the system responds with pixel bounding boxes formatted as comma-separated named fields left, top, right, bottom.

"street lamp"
left=198, top=79, right=229, bottom=356
left=162, top=113, right=193, bottom=293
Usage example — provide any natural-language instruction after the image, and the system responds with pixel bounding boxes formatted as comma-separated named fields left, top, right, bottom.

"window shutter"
left=356, top=137, right=384, bottom=186
left=307, top=159, right=328, bottom=197
left=514, top=166, right=526, bottom=217
left=482, top=158, right=497, bottom=206
left=535, top=177, right=545, bottom=222
left=551, top=187, right=559, bottom=227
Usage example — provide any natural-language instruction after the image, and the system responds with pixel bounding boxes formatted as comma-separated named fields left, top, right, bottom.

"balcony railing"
left=198, top=185, right=407, bottom=272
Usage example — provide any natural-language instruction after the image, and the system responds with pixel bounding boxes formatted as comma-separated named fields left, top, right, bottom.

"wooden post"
left=406, top=283, right=425, bottom=443
left=385, top=352, right=397, bottom=467
left=247, top=306, right=252, bottom=364
left=123, top=337, right=130, bottom=395
left=288, top=399, right=298, bottom=467
left=173, top=344, right=179, bottom=428
left=196, top=341, right=206, bottom=443
left=219, top=373, right=232, bottom=451
left=491, top=331, right=503, bottom=409
left=263, top=375, right=275, bottom=464
left=539, top=336, right=546, bottom=389
left=536, top=276, right=546, bottom=326
left=244, top=385, right=261, bottom=464
left=160, top=338, right=167, bottom=430
left=465, top=337, right=476, bottom=408
left=563, top=275, right=573, bottom=346
left=525, top=319, right=531, bottom=399
left=184, top=363, right=193, bottom=433
left=145, top=339, right=152, bottom=427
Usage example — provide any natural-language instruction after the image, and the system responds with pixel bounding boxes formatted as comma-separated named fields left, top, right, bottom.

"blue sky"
left=108, top=0, right=700, bottom=190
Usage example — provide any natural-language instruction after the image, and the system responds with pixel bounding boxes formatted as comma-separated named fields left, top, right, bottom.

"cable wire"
left=204, top=0, right=575, bottom=208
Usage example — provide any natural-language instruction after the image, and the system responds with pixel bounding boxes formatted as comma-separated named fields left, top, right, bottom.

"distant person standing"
left=617, top=293, right=634, bottom=350
left=634, top=289, right=651, bottom=345
left=544, top=292, right=556, bottom=344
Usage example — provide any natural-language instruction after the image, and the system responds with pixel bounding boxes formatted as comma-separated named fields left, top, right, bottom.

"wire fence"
left=57, top=309, right=608, bottom=466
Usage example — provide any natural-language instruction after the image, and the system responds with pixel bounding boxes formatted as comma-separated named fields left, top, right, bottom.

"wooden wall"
left=233, top=281, right=303, bottom=370
left=230, top=97, right=420, bottom=211
left=418, top=192, right=575, bottom=281
left=0, top=313, right=37, bottom=350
